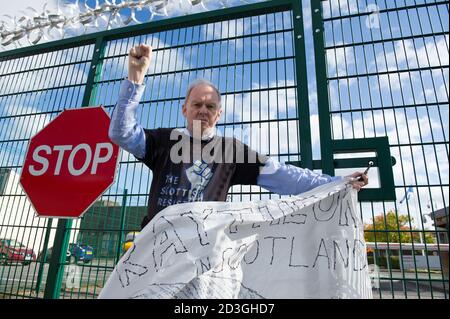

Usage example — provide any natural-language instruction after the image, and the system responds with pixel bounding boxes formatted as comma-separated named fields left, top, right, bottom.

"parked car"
left=0, top=238, right=36, bottom=265
left=37, top=246, right=70, bottom=263
left=68, top=243, right=94, bottom=263
left=38, top=243, right=94, bottom=264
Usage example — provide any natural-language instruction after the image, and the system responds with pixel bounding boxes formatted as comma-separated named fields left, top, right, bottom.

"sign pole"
left=34, top=218, right=53, bottom=296
left=44, top=219, right=72, bottom=299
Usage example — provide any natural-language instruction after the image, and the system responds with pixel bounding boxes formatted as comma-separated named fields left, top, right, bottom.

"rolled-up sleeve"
left=108, top=79, right=146, bottom=159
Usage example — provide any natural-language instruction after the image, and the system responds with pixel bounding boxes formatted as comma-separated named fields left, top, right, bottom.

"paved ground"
left=371, top=270, right=448, bottom=299
left=1, top=261, right=448, bottom=299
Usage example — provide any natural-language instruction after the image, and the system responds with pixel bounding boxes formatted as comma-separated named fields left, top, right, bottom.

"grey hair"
left=184, top=78, right=222, bottom=108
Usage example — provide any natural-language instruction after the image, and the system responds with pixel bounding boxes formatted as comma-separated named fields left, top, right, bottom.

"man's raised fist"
left=128, top=44, right=152, bottom=85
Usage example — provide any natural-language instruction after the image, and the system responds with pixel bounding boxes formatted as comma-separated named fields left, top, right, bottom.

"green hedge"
left=367, top=255, right=400, bottom=269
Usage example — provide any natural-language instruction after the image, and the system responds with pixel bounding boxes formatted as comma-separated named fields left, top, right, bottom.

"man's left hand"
left=346, top=172, right=369, bottom=191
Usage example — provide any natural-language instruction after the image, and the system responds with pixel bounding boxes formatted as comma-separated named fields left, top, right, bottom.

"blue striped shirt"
left=109, top=80, right=341, bottom=196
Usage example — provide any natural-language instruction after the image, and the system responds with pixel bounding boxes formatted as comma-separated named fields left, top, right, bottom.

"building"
left=428, top=207, right=449, bottom=278
left=77, top=202, right=147, bottom=258
left=0, top=168, right=58, bottom=257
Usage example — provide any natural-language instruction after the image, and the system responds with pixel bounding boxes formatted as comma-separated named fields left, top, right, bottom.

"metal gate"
left=0, top=0, right=448, bottom=299
left=311, top=0, right=449, bottom=299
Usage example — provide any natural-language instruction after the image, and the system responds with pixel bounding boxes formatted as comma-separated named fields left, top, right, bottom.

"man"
left=109, top=44, right=368, bottom=229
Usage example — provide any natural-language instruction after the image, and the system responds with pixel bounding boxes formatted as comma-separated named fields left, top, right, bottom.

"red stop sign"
left=20, top=106, right=119, bottom=218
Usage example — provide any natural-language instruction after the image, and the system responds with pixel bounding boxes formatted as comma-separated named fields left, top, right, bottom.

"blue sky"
left=0, top=0, right=448, bottom=229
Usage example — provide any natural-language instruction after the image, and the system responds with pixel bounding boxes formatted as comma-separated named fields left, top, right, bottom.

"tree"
left=364, top=210, right=435, bottom=244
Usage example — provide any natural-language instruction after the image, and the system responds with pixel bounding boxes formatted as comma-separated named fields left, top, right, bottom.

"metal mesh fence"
left=94, top=11, right=301, bottom=205
left=315, top=0, right=449, bottom=298
left=0, top=45, right=94, bottom=298
left=73, top=8, right=303, bottom=299
left=0, top=1, right=307, bottom=299
left=0, top=0, right=448, bottom=299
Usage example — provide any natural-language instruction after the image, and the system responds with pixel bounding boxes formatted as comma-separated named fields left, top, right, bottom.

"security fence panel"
left=0, top=45, right=95, bottom=298
left=311, top=0, right=448, bottom=299
left=74, top=1, right=310, bottom=299
left=0, top=0, right=448, bottom=299
left=0, top=0, right=312, bottom=299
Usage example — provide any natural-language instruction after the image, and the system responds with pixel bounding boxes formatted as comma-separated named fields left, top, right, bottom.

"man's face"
left=182, top=84, right=222, bottom=136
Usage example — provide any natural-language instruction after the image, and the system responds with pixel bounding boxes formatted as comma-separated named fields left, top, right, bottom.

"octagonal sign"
left=20, top=106, right=119, bottom=218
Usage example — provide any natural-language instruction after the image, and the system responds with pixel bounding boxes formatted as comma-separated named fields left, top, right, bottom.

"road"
left=372, top=270, right=449, bottom=299
left=0, top=261, right=448, bottom=299
left=0, top=259, right=115, bottom=298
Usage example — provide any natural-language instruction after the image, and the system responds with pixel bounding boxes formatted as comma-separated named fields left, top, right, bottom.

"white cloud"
left=301, top=0, right=312, bottom=31
left=308, top=81, right=317, bottom=109
left=0, top=57, right=89, bottom=97
left=1, top=104, right=52, bottom=141
left=327, top=100, right=449, bottom=190
left=323, top=0, right=359, bottom=18
left=1, top=0, right=59, bottom=50
left=1, top=0, right=447, bottom=212
left=0, top=103, right=53, bottom=168
left=368, top=108, right=445, bottom=145
left=309, top=114, right=321, bottom=159
left=1, top=0, right=53, bottom=16
left=326, top=47, right=355, bottom=77
left=221, top=79, right=297, bottom=124
left=425, top=81, right=449, bottom=104
left=330, top=113, right=353, bottom=139
left=217, top=79, right=299, bottom=157
left=205, top=17, right=247, bottom=42
left=374, top=36, right=449, bottom=72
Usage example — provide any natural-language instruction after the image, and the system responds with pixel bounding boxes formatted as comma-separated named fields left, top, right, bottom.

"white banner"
left=99, top=180, right=372, bottom=299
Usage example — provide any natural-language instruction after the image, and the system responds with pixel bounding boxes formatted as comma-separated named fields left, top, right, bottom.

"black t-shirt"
left=137, top=128, right=267, bottom=229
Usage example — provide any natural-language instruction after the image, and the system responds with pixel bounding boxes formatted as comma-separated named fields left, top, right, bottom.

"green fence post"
left=309, top=0, right=334, bottom=175
left=84, top=37, right=107, bottom=106
left=34, top=218, right=53, bottom=296
left=292, top=0, right=313, bottom=169
left=43, top=219, right=72, bottom=299
left=42, top=36, right=106, bottom=299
